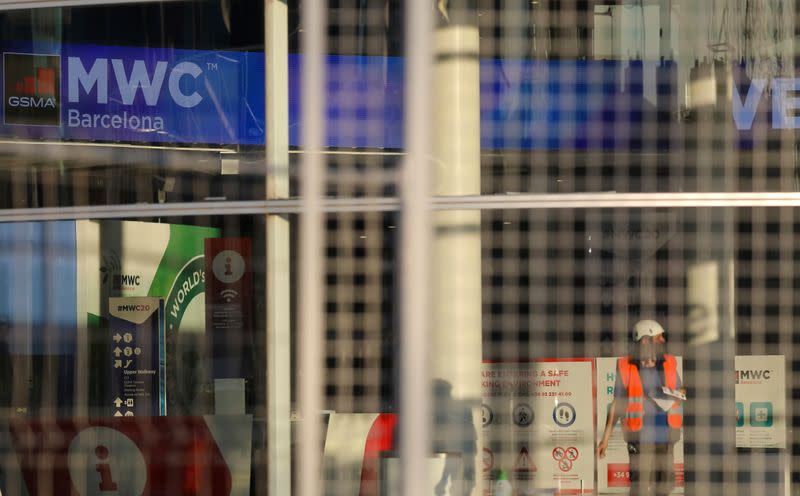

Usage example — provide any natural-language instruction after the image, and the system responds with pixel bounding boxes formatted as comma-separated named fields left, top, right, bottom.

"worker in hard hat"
left=596, top=319, right=686, bottom=496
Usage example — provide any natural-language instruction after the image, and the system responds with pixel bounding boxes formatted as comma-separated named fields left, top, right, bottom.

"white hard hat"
left=633, top=319, right=665, bottom=341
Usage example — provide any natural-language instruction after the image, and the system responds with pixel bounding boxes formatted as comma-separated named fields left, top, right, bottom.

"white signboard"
left=595, top=357, right=684, bottom=494
left=735, top=355, right=786, bottom=448
left=481, top=360, right=595, bottom=495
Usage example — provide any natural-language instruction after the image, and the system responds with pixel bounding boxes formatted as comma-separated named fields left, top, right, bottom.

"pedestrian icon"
left=114, top=360, right=122, bottom=369
left=513, top=403, right=534, bottom=427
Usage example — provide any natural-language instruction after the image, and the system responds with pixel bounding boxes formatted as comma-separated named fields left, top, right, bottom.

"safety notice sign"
left=735, top=355, right=786, bottom=448
left=482, top=359, right=595, bottom=494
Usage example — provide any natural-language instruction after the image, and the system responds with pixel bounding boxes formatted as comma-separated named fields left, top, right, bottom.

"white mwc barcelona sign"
left=732, top=79, right=800, bottom=130
left=67, top=57, right=203, bottom=108
left=65, top=57, right=204, bottom=131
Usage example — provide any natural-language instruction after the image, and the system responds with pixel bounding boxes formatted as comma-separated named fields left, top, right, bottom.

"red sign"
left=10, top=417, right=231, bottom=495
left=607, top=463, right=631, bottom=487
left=205, top=238, right=253, bottom=379
left=607, top=462, right=683, bottom=487
left=552, top=445, right=579, bottom=472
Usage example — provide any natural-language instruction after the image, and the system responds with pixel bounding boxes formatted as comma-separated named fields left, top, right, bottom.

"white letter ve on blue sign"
left=732, top=79, right=766, bottom=130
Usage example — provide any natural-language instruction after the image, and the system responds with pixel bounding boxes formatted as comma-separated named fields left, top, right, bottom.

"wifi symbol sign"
left=220, top=289, right=239, bottom=302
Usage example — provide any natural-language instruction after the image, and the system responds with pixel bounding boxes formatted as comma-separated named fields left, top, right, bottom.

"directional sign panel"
left=108, top=297, right=164, bottom=416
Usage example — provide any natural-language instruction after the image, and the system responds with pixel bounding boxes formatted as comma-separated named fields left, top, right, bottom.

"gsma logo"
left=4, top=53, right=60, bottom=126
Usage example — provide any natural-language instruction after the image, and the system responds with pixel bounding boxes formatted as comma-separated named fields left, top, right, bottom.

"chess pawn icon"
left=224, top=257, right=233, bottom=276
left=95, top=445, right=118, bottom=491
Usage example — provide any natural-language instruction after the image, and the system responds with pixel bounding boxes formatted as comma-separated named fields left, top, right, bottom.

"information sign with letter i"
left=205, top=238, right=253, bottom=380
left=108, top=296, right=165, bottom=416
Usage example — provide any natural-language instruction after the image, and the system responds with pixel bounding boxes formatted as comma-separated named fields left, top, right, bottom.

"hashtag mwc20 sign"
left=10, top=417, right=233, bottom=496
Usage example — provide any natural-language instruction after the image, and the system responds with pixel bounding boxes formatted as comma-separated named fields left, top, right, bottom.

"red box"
left=607, top=463, right=631, bottom=487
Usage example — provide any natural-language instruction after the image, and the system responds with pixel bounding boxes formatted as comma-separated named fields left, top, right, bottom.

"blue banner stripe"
left=0, top=43, right=684, bottom=150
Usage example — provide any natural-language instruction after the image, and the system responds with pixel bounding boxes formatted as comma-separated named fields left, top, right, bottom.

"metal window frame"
left=400, top=0, right=433, bottom=494
left=1, top=193, right=800, bottom=223
left=296, top=1, right=325, bottom=495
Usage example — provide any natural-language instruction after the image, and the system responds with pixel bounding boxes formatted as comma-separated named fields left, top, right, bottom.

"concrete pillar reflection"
left=432, top=3, right=482, bottom=494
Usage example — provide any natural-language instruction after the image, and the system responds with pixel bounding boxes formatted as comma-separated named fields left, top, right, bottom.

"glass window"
left=0, top=1, right=798, bottom=495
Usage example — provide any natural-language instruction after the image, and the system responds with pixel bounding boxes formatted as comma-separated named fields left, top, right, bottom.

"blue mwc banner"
left=1, top=44, right=265, bottom=145
left=0, top=42, right=681, bottom=150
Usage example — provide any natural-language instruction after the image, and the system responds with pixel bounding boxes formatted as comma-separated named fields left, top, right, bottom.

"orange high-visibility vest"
left=618, top=354, right=683, bottom=432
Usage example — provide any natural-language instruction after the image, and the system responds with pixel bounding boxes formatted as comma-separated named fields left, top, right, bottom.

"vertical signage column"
left=205, top=238, right=253, bottom=380
left=108, top=296, right=165, bottom=416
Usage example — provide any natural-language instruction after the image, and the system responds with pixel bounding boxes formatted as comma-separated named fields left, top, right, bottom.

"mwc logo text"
left=735, top=369, right=772, bottom=383
left=67, top=57, right=203, bottom=108
left=733, top=79, right=800, bottom=130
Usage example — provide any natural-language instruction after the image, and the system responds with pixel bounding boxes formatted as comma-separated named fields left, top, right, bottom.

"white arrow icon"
left=113, top=397, right=123, bottom=408
left=113, top=334, right=122, bottom=343
left=113, top=347, right=123, bottom=357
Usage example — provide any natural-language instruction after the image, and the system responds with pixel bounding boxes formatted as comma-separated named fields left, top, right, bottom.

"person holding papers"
left=597, top=320, right=686, bottom=496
